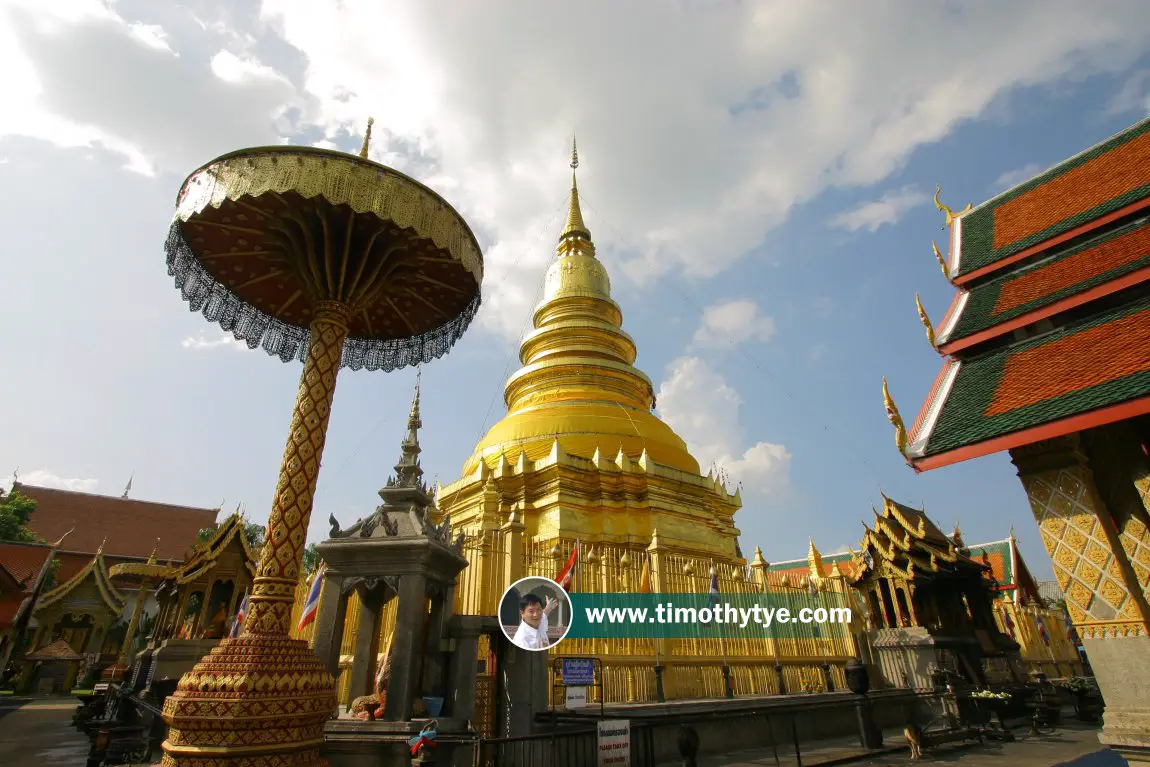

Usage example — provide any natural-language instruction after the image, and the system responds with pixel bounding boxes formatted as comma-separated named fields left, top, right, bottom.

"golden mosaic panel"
left=1026, top=476, right=1055, bottom=505
left=1063, top=527, right=1088, bottom=553
left=1085, top=540, right=1110, bottom=567
left=1066, top=580, right=1093, bottom=610
left=1075, top=561, right=1103, bottom=590
left=1099, top=578, right=1128, bottom=611
left=1054, top=544, right=1079, bottom=572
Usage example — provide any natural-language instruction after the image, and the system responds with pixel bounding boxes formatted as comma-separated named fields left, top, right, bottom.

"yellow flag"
left=639, top=555, right=652, bottom=594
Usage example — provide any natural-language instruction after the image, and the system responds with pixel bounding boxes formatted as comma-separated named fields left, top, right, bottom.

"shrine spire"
left=391, top=368, right=424, bottom=489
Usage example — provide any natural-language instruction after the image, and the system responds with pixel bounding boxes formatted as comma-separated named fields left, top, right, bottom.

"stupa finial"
left=392, top=368, right=424, bottom=488
left=561, top=133, right=590, bottom=240
left=359, top=117, right=375, bottom=159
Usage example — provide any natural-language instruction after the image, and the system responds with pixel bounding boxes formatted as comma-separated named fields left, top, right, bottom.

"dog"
left=904, top=722, right=924, bottom=761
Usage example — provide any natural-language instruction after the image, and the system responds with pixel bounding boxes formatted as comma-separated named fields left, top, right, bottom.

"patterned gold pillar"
left=160, top=302, right=349, bottom=767
left=1012, top=434, right=1150, bottom=762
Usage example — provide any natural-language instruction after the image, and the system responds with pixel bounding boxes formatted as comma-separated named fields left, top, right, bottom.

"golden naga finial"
left=359, top=117, right=375, bottom=159
left=931, top=241, right=948, bottom=277
left=148, top=538, right=161, bottom=564
left=882, top=376, right=909, bottom=456
left=933, top=185, right=971, bottom=228
left=915, top=293, right=937, bottom=348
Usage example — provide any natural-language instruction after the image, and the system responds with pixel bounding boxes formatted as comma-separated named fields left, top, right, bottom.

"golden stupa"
left=438, top=139, right=741, bottom=555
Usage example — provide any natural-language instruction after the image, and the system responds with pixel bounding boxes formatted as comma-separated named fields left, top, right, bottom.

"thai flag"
left=1003, top=610, right=1016, bottom=639
left=1035, top=614, right=1050, bottom=645
left=297, top=564, right=326, bottom=632
left=229, top=590, right=249, bottom=638
left=556, top=542, right=579, bottom=591
left=707, top=569, right=720, bottom=608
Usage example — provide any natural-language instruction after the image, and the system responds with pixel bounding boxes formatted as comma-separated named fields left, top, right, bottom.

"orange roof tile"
left=16, top=484, right=218, bottom=563
left=993, top=225, right=1150, bottom=314
left=992, top=130, right=1150, bottom=250
left=0, top=542, right=53, bottom=590
left=985, top=306, right=1150, bottom=416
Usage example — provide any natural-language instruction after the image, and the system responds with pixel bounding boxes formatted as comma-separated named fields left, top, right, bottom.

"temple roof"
left=461, top=144, right=702, bottom=477
left=167, top=512, right=257, bottom=586
left=965, top=534, right=1042, bottom=604
left=937, top=216, right=1150, bottom=351
left=946, top=117, right=1150, bottom=281
left=907, top=297, right=1150, bottom=469
left=0, top=541, right=54, bottom=629
left=855, top=496, right=982, bottom=582
left=16, top=483, right=219, bottom=563
left=36, top=544, right=125, bottom=615
left=25, top=638, right=84, bottom=662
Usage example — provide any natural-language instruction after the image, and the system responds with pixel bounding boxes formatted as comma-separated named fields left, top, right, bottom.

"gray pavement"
left=0, top=697, right=89, bottom=767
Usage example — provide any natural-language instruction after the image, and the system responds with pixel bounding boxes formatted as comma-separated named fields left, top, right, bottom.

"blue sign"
left=561, top=658, right=596, bottom=686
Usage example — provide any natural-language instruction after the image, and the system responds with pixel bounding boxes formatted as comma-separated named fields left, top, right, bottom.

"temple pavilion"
left=884, top=115, right=1150, bottom=760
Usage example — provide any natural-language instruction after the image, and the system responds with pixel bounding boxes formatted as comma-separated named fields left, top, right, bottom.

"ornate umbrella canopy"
left=165, top=127, right=484, bottom=371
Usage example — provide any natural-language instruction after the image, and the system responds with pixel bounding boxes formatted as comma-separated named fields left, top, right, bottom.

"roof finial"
left=883, top=377, right=908, bottom=456
left=933, top=185, right=972, bottom=229
left=392, top=368, right=424, bottom=488
left=359, top=117, right=375, bottom=159
left=10, top=466, right=17, bottom=486
left=560, top=133, right=590, bottom=241
left=148, top=539, right=160, bottom=564
left=97, top=537, right=106, bottom=556
left=122, top=472, right=134, bottom=499
left=915, top=293, right=937, bottom=348
left=50, top=527, right=74, bottom=548
left=931, top=241, right=948, bottom=277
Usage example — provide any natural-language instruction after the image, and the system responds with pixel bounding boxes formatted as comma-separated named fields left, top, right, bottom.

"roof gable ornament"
left=931, top=241, right=948, bottom=277
left=933, top=185, right=972, bottom=229
left=915, top=293, right=938, bottom=349
left=882, top=377, right=909, bottom=457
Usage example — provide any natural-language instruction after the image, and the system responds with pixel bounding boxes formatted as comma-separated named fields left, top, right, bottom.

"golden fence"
left=992, top=600, right=1084, bottom=679
left=454, top=535, right=859, bottom=703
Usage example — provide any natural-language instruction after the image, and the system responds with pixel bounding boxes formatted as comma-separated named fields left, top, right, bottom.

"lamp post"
left=845, top=657, right=882, bottom=749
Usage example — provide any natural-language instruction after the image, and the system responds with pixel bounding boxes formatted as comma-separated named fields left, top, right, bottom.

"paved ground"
left=691, top=721, right=1123, bottom=766
left=0, top=697, right=89, bottom=767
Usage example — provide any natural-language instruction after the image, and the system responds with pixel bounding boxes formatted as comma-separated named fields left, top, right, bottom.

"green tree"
left=302, top=543, right=321, bottom=576
left=0, top=489, right=39, bottom=543
left=244, top=522, right=266, bottom=551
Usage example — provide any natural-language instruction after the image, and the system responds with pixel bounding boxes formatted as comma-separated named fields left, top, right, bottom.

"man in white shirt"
left=511, top=593, right=557, bottom=651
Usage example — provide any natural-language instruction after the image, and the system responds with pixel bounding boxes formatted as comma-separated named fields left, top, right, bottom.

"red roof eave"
left=953, top=196, right=1150, bottom=286
left=910, top=396, right=1150, bottom=472
left=940, top=265, right=1150, bottom=354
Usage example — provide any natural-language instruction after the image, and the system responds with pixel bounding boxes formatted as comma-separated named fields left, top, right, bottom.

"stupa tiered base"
left=160, top=634, right=337, bottom=767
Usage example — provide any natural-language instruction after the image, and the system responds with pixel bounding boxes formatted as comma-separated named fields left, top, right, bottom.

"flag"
left=296, top=564, right=326, bottom=632
left=707, top=568, right=719, bottom=609
left=1002, top=610, right=1016, bottom=639
left=638, top=555, right=652, bottom=594
left=229, top=589, right=250, bottom=638
left=556, top=542, right=579, bottom=591
left=1035, top=614, right=1050, bottom=645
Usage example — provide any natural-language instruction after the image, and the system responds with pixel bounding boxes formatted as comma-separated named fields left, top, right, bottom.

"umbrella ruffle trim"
left=165, top=220, right=480, bottom=372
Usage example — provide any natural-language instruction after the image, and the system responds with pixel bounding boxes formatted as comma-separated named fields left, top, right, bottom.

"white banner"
left=564, top=686, right=587, bottom=709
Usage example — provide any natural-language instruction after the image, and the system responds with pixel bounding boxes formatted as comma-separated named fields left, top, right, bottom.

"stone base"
left=324, top=718, right=470, bottom=767
left=1082, top=633, right=1150, bottom=759
left=869, top=628, right=938, bottom=688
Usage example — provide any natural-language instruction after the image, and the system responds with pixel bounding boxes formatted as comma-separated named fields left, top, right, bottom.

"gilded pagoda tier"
left=461, top=146, right=699, bottom=478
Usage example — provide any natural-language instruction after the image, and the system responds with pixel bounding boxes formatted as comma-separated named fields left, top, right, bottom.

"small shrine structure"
left=316, top=377, right=473, bottom=764
left=139, top=512, right=256, bottom=686
left=852, top=495, right=1020, bottom=688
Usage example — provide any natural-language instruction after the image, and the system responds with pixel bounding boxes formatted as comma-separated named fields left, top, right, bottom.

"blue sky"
left=2, top=1, right=1149, bottom=582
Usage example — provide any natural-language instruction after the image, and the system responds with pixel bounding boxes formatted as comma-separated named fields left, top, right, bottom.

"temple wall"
left=990, top=600, right=1083, bottom=678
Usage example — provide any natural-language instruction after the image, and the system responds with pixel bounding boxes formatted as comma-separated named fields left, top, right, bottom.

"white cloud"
left=656, top=356, right=791, bottom=498
left=128, top=23, right=176, bottom=55
left=4, top=468, right=99, bottom=494
left=992, top=162, right=1043, bottom=192
left=181, top=332, right=251, bottom=352
left=1106, top=69, right=1150, bottom=116
left=693, top=298, right=776, bottom=348
left=3, top=1, right=1149, bottom=342
left=830, top=186, right=930, bottom=233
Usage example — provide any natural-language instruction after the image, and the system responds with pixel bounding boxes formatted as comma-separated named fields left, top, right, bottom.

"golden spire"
left=915, top=293, right=937, bottom=348
left=883, top=377, right=908, bottom=456
left=931, top=241, right=948, bottom=277
left=561, top=134, right=590, bottom=241
left=147, top=538, right=161, bottom=565
left=359, top=117, right=375, bottom=159
left=807, top=537, right=825, bottom=580
left=933, top=185, right=972, bottom=228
